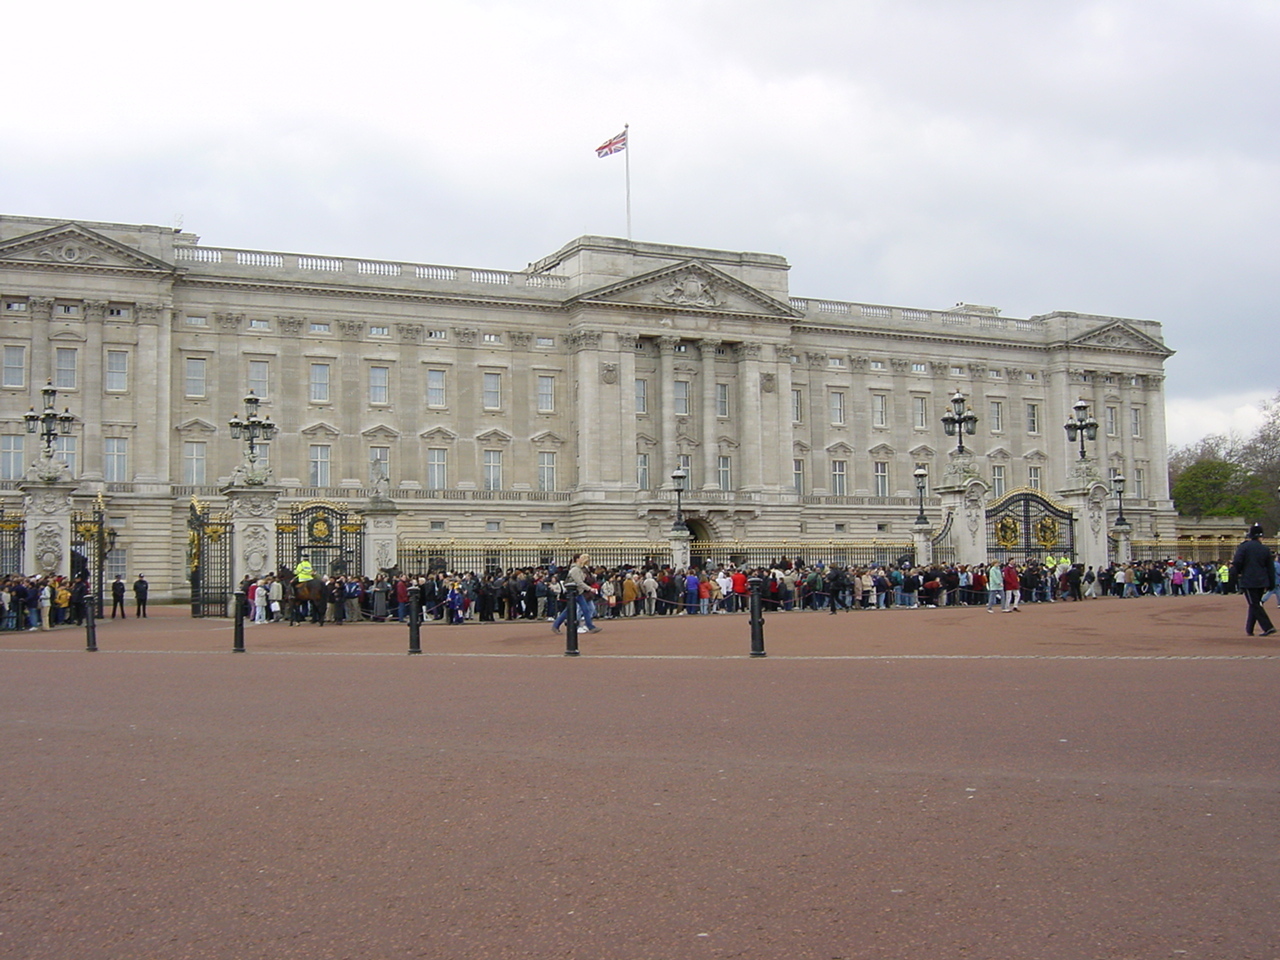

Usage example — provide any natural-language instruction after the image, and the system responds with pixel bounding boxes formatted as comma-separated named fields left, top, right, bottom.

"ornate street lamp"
left=1064, top=398, right=1099, bottom=461
left=913, top=466, right=929, bottom=525
left=940, top=390, right=978, bottom=455
left=228, top=390, right=277, bottom=484
left=671, top=467, right=688, bottom=533
left=1113, top=473, right=1128, bottom=527
left=24, top=380, right=77, bottom=461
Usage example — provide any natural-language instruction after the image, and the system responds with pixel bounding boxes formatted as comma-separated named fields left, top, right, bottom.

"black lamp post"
left=1064, top=398, right=1099, bottom=461
left=941, top=390, right=978, bottom=455
left=671, top=467, right=688, bottom=533
left=1113, top=473, right=1128, bottom=527
left=228, top=390, right=277, bottom=484
left=74, top=493, right=117, bottom=618
left=913, top=466, right=929, bottom=525
left=24, top=380, right=76, bottom=460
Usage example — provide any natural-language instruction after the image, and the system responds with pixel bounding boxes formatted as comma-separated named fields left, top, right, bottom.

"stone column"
left=81, top=301, right=108, bottom=480
left=657, top=337, right=679, bottom=485
left=737, top=342, right=764, bottom=492
left=222, top=484, right=282, bottom=584
left=669, top=528, right=691, bottom=572
left=570, top=329, right=604, bottom=492
left=361, top=499, right=399, bottom=578
left=912, top=521, right=934, bottom=567
left=1057, top=476, right=1111, bottom=572
left=1112, top=522, right=1133, bottom=565
left=20, top=478, right=78, bottom=578
left=935, top=455, right=990, bottom=568
left=700, top=339, right=721, bottom=491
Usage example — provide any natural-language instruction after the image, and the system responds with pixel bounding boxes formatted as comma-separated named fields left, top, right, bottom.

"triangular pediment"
left=716, top=435, right=740, bottom=450
left=792, top=440, right=811, bottom=455
left=175, top=418, right=218, bottom=435
left=571, top=260, right=800, bottom=320
left=419, top=426, right=457, bottom=443
left=909, top=444, right=937, bottom=459
left=868, top=443, right=895, bottom=457
left=530, top=430, right=565, bottom=447
left=299, top=421, right=341, bottom=438
left=1067, top=320, right=1174, bottom=357
left=1023, top=448, right=1048, bottom=462
left=0, top=223, right=173, bottom=272
left=636, top=432, right=658, bottom=448
left=826, top=442, right=854, bottom=456
left=361, top=424, right=401, bottom=441
left=988, top=446, right=1012, bottom=461
left=475, top=428, right=512, bottom=445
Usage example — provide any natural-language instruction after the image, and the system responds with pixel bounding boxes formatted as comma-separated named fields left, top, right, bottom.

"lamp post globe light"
left=228, top=390, right=277, bottom=484
left=1113, top=473, right=1128, bottom=527
left=940, top=390, right=978, bottom=455
left=1064, top=397, right=1099, bottom=461
left=913, top=466, right=929, bottom=525
left=24, top=379, right=76, bottom=461
left=670, top=467, right=688, bottom=533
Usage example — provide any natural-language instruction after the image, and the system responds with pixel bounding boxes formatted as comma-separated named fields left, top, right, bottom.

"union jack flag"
left=595, top=130, right=627, bottom=158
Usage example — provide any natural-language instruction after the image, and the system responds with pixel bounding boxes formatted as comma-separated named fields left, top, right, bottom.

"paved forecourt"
left=2, top=595, right=1277, bottom=959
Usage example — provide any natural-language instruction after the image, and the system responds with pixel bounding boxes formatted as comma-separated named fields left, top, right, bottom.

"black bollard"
left=233, top=589, right=246, bottom=653
left=407, top=584, right=422, bottom=655
left=84, top=600, right=98, bottom=652
left=747, top=575, right=766, bottom=657
left=564, top=581, right=580, bottom=656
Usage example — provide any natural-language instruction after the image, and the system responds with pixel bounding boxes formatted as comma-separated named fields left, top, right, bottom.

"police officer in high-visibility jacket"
left=294, top=557, right=315, bottom=582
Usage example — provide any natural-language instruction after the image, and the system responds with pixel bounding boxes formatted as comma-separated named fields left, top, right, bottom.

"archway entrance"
left=685, top=517, right=714, bottom=568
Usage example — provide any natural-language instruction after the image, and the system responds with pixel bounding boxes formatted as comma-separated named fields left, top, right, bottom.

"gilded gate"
left=985, top=488, right=1076, bottom=562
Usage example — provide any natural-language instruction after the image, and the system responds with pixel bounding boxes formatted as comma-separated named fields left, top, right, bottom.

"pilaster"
left=222, top=484, right=282, bottom=582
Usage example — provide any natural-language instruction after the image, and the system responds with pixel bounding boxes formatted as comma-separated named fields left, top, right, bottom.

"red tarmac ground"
left=1, top=595, right=1277, bottom=959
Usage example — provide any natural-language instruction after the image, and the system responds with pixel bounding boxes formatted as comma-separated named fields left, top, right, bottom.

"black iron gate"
left=986, top=489, right=1075, bottom=562
left=0, top=507, right=24, bottom=575
left=276, top=501, right=364, bottom=579
left=188, top=499, right=234, bottom=617
left=931, top=512, right=956, bottom=566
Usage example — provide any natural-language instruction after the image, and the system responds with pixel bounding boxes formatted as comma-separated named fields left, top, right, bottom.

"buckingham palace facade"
left=0, top=214, right=1176, bottom=598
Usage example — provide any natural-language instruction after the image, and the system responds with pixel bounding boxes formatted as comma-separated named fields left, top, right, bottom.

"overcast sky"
left=5, top=0, right=1276, bottom=447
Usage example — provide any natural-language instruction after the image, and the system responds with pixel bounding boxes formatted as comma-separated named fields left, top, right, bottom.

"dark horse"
left=285, top=576, right=327, bottom=625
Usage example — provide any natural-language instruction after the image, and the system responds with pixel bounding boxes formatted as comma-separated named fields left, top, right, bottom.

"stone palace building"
left=0, top=214, right=1176, bottom=600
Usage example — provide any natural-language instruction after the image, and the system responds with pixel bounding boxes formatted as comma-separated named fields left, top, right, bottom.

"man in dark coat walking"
left=1231, top=523, right=1276, bottom=637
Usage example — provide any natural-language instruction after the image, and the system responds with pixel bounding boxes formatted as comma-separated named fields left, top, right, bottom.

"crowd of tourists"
left=226, top=553, right=1276, bottom=628
left=0, top=573, right=148, bottom=630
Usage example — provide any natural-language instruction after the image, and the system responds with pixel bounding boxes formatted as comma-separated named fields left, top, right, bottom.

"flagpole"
left=624, top=123, right=632, bottom=240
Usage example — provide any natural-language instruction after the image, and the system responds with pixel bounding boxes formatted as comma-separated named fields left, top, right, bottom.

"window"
left=536, top=336, right=555, bottom=348
left=1026, top=402, right=1041, bottom=434
left=828, top=357, right=846, bottom=369
left=870, top=360, right=885, bottom=371
left=486, top=520, right=502, bottom=533
left=951, top=365, right=965, bottom=376
left=249, top=318, right=269, bottom=331
left=791, top=388, right=803, bottom=423
left=1131, top=408, right=1143, bottom=439
left=370, top=446, right=390, bottom=482
left=186, top=315, right=207, bottom=326
left=308, top=445, right=331, bottom=487
left=1134, top=468, right=1146, bottom=499
left=989, top=400, right=1004, bottom=433
left=310, top=322, right=330, bottom=333
left=913, top=396, right=928, bottom=429
left=991, top=464, right=1006, bottom=498
left=429, top=520, right=446, bottom=532
left=184, top=358, right=206, bottom=398
left=309, top=364, right=330, bottom=403
left=635, top=379, right=648, bottom=415
left=248, top=360, right=269, bottom=399
left=369, top=365, right=390, bottom=405
left=988, top=368, right=1003, bottom=379
left=678, top=453, right=692, bottom=487
left=426, top=448, right=447, bottom=490
left=541, top=522, right=556, bottom=533
left=482, top=372, right=502, bottom=410
left=717, top=456, right=732, bottom=491
left=0, top=435, right=23, bottom=480
left=872, top=394, right=888, bottom=428
left=1106, top=406, right=1119, bottom=436
left=537, top=451, right=556, bottom=491
left=482, top=333, right=502, bottom=344
left=911, top=362, right=927, bottom=373
left=426, top=329, right=447, bottom=340
left=873, top=461, right=889, bottom=497
left=370, top=325, right=390, bottom=337
left=426, top=369, right=446, bottom=408
left=829, top=390, right=846, bottom=425
left=1028, top=465, right=1042, bottom=490
left=716, top=382, right=730, bottom=418
left=54, top=348, right=77, bottom=389
left=483, top=450, right=503, bottom=490
left=53, top=436, right=76, bottom=475
left=105, top=547, right=127, bottom=582
left=674, top=380, right=690, bottom=416
left=3, top=345, right=26, bottom=388
left=831, top=459, right=847, bottom=496
left=792, top=458, right=805, bottom=494
left=57, top=303, right=79, bottom=316
left=104, top=438, right=128, bottom=482
left=183, top=441, right=206, bottom=485
left=536, top=375, right=555, bottom=413
left=636, top=452, right=650, bottom=489
left=5, top=300, right=27, bottom=312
